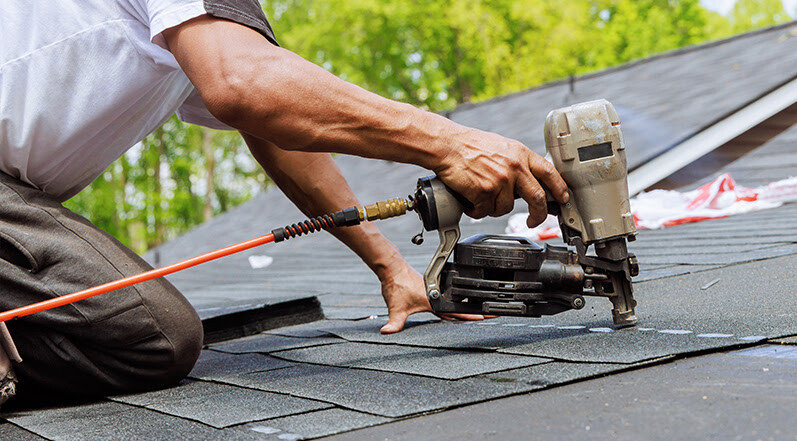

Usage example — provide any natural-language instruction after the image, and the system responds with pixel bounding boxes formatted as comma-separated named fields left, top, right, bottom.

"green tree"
left=729, top=0, right=791, bottom=32
left=65, top=117, right=267, bottom=254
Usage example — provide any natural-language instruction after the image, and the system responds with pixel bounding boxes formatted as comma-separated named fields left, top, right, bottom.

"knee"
left=118, top=296, right=204, bottom=389
left=158, top=307, right=204, bottom=386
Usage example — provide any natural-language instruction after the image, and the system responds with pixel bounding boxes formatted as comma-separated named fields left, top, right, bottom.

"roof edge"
left=627, top=75, right=797, bottom=195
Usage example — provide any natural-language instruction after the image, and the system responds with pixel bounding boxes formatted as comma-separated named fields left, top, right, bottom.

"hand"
left=378, top=262, right=488, bottom=334
left=433, top=126, right=569, bottom=227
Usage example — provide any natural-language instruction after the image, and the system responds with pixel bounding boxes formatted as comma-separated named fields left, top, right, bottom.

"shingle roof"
left=3, top=22, right=797, bottom=441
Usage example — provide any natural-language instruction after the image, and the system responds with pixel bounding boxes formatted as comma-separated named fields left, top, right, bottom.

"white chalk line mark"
left=738, top=335, right=767, bottom=341
left=589, top=327, right=614, bottom=333
left=658, top=330, right=693, bottom=335
left=249, top=426, right=281, bottom=434
left=476, top=322, right=767, bottom=345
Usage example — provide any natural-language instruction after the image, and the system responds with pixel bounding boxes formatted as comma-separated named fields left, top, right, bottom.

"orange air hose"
left=0, top=199, right=414, bottom=323
left=0, top=233, right=277, bottom=323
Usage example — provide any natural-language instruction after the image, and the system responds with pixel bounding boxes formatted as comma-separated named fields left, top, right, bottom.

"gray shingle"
left=209, top=333, right=345, bottom=354
left=481, top=359, right=660, bottom=387
left=321, top=307, right=388, bottom=320
left=274, top=342, right=550, bottom=379
left=111, top=381, right=331, bottom=429
left=215, top=364, right=542, bottom=418
left=4, top=401, right=261, bottom=441
left=240, top=409, right=390, bottom=440
left=188, top=350, right=295, bottom=381
left=634, top=264, right=723, bottom=282
left=319, top=350, right=797, bottom=441
left=497, top=327, right=743, bottom=364
left=0, top=422, right=48, bottom=441
left=321, top=317, right=587, bottom=351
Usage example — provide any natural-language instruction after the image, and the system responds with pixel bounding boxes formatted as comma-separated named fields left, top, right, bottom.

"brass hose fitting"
left=358, top=198, right=413, bottom=222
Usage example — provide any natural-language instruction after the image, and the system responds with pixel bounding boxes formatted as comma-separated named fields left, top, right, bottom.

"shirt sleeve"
left=143, top=0, right=280, bottom=130
left=175, top=87, right=235, bottom=131
left=146, top=0, right=279, bottom=49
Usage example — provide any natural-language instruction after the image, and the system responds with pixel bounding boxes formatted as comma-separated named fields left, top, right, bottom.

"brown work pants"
left=0, top=173, right=203, bottom=406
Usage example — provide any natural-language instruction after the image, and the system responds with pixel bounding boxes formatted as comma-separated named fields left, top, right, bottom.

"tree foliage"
left=263, top=0, right=791, bottom=110
left=65, top=117, right=267, bottom=253
left=66, top=0, right=793, bottom=253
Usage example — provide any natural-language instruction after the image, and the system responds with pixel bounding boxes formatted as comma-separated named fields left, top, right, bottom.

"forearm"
left=167, top=17, right=455, bottom=170
left=244, top=134, right=403, bottom=278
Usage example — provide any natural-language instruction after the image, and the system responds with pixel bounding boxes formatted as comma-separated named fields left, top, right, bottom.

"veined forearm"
left=230, top=50, right=437, bottom=160
left=171, top=18, right=454, bottom=170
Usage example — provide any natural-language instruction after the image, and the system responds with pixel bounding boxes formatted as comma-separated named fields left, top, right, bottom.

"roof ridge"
left=446, top=20, right=797, bottom=116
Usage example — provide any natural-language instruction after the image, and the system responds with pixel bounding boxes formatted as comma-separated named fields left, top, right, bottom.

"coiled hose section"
left=271, top=207, right=362, bottom=242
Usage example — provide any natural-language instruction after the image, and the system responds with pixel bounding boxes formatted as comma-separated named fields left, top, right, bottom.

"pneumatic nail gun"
left=409, top=99, right=639, bottom=327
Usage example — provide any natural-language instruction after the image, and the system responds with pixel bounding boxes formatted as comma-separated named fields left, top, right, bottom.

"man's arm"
left=162, top=16, right=569, bottom=226
left=243, top=135, right=484, bottom=333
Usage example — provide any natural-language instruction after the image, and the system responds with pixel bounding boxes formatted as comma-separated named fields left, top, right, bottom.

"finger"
left=492, top=184, right=515, bottom=217
left=464, top=199, right=493, bottom=220
left=380, top=311, right=409, bottom=334
left=529, top=154, right=569, bottom=204
left=515, top=173, right=548, bottom=227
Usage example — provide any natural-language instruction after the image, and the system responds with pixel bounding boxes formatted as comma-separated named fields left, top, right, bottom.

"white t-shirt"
left=0, top=0, right=275, bottom=201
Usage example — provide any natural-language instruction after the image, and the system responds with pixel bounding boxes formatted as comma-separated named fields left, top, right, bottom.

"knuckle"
left=470, top=204, right=489, bottom=219
left=529, top=186, right=546, bottom=203
left=496, top=203, right=513, bottom=217
left=477, top=181, right=497, bottom=198
left=506, top=155, right=523, bottom=171
left=539, top=162, right=556, bottom=180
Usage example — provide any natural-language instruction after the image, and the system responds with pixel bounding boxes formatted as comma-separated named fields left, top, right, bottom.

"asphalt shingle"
left=111, top=381, right=332, bottom=429
left=0, top=422, right=47, bottom=440
left=497, top=327, right=742, bottom=364
left=273, top=342, right=551, bottom=379
left=240, top=409, right=390, bottom=440
left=4, top=401, right=262, bottom=441
left=214, top=364, right=542, bottom=418
left=320, top=348, right=797, bottom=441
left=208, top=333, right=345, bottom=354
left=188, top=350, right=295, bottom=381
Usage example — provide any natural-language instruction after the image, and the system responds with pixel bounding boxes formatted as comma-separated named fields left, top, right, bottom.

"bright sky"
left=701, top=0, right=797, bottom=15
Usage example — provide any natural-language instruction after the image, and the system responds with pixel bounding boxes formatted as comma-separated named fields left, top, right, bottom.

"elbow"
left=198, top=52, right=280, bottom=129
left=199, top=68, right=255, bottom=129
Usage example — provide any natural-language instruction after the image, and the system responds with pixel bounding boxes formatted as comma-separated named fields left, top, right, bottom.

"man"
left=0, top=0, right=569, bottom=406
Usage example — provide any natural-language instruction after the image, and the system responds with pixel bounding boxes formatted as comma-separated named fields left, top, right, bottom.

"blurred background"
left=65, top=0, right=796, bottom=254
